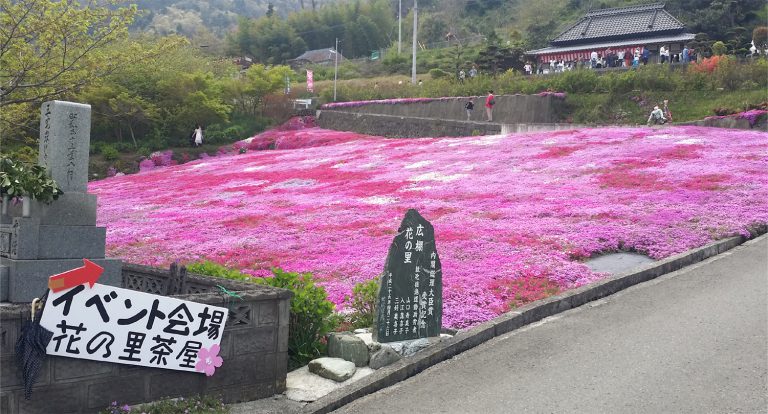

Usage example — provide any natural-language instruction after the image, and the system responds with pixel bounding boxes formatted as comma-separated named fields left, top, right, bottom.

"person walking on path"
left=485, top=90, right=495, bottom=122
left=193, top=124, right=204, bottom=147
left=465, top=97, right=475, bottom=121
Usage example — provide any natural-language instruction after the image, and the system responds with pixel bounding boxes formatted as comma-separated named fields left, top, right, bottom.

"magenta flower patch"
left=90, top=124, right=768, bottom=329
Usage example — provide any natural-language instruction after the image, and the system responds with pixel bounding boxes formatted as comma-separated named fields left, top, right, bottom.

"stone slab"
left=38, top=101, right=92, bottom=193
left=285, top=365, right=374, bottom=402
left=308, top=358, right=356, bottom=382
left=5, top=257, right=122, bottom=302
left=5, top=218, right=40, bottom=260
left=586, top=252, right=656, bottom=274
left=327, top=333, right=369, bottom=367
left=5, top=193, right=97, bottom=226
left=36, top=225, right=106, bottom=259
left=0, top=265, right=8, bottom=302
left=374, top=209, right=442, bottom=343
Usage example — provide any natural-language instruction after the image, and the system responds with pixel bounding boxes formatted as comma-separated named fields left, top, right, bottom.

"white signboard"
left=40, top=283, right=229, bottom=375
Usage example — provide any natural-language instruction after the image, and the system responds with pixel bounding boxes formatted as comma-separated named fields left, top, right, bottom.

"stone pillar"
left=0, top=101, right=121, bottom=303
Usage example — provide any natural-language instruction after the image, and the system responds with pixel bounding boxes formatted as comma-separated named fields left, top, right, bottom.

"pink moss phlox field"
left=90, top=125, right=768, bottom=329
left=705, top=109, right=768, bottom=127
left=535, top=91, right=567, bottom=99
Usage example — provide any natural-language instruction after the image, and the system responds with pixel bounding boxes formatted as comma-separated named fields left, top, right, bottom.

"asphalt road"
left=335, top=236, right=768, bottom=414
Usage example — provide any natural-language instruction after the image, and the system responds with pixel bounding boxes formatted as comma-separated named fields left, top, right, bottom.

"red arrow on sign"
left=48, top=259, right=104, bottom=292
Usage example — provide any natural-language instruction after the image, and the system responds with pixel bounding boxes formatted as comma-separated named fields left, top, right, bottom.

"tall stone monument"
left=373, top=209, right=443, bottom=342
left=0, top=101, right=122, bottom=302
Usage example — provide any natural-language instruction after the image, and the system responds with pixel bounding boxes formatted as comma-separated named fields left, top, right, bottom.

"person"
left=663, top=99, right=673, bottom=122
left=485, top=90, right=495, bottom=122
left=523, top=63, right=532, bottom=75
left=458, top=69, right=466, bottom=82
left=418, top=79, right=423, bottom=86
left=465, top=97, right=474, bottom=121
left=590, top=50, right=598, bottom=68
left=193, top=124, right=204, bottom=147
left=469, top=66, right=477, bottom=79
left=617, top=49, right=626, bottom=67
left=647, top=105, right=667, bottom=126
left=632, top=54, right=640, bottom=68
left=659, top=46, right=668, bottom=64
left=682, top=45, right=690, bottom=63
left=641, top=46, right=649, bottom=65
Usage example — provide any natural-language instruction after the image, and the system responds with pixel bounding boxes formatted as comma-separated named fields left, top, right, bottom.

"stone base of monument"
left=4, top=193, right=97, bottom=226
left=4, top=257, right=122, bottom=302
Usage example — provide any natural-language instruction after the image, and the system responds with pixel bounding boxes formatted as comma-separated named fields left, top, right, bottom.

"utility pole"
left=411, top=0, right=418, bottom=84
left=333, top=38, right=339, bottom=101
left=398, top=0, right=402, bottom=54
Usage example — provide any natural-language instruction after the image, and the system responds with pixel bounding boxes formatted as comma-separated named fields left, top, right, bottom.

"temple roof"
left=551, top=3, right=687, bottom=46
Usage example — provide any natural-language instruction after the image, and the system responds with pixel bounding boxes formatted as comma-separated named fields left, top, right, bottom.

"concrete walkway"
left=333, top=236, right=768, bottom=413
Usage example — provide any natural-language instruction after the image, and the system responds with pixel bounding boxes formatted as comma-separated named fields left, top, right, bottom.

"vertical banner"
left=306, top=70, right=314, bottom=93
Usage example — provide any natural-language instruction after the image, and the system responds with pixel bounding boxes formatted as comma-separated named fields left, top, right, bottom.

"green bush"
left=186, top=260, right=249, bottom=281
left=344, top=278, right=379, bottom=329
left=255, top=268, right=337, bottom=369
left=186, top=261, right=337, bottom=370
left=114, top=142, right=134, bottom=153
left=429, top=68, right=451, bottom=79
left=552, top=69, right=599, bottom=93
left=711, top=41, right=728, bottom=56
left=100, top=144, right=119, bottom=161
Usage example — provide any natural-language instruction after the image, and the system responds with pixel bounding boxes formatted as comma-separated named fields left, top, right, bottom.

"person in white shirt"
left=647, top=105, right=667, bottom=125
left=590, top=50, right=598, bottom=68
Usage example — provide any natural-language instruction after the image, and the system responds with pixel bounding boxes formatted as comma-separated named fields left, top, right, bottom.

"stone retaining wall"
left=316, top=111, right=502, bottom=138
left=326, top=95, right=567, bottom=124
left=316, top=111, right=585, bottom=138
left=0, top=265, right=292, bottom=413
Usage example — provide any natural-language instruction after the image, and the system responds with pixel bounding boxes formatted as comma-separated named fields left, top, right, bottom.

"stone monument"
left=0, top=100, right=122, bottom=302
left=373, top=209, right=442, bottom=342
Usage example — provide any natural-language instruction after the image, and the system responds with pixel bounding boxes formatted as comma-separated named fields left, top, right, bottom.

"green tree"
left=754, top=26, right=768, bottom=51
left=0, top=0, right=137, bottom=106
left=223, top=64, right=294, bottom=116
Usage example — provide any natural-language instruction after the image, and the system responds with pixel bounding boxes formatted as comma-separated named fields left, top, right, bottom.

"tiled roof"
left=291, top=48, right=344, bottom=63
left=551, top=3, right=686, bottom=46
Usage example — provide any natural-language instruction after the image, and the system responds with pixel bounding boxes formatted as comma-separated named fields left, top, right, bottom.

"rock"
left=308, top=357, right=356, bottom=382
left=384, top=338, right=433, bottom=357
left=355, top=332, right=374, bottom=346
left=402, top=338, right=431, bottom=356
left=286, top=365, right=374, bottom=402
left=328, top=332, right=369, bottom=367
left=369, top=345, right=401, bottom=369
left=367, top=341, right=381, bottom=353
left=353, top=328, right=369, bottom=334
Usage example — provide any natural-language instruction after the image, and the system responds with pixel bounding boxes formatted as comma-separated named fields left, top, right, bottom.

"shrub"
left=551, top=69, right=599, bottom=94
left=344, top=278, right=379, bottom=329
left=255, top=268, right=337, bottom=369
left=186, top=260, right=249, bottom=281
left=711, top=41, right=728, bottom=56
left=186, top=261, right=337, bottom=369
left=100, top=394, right=226, bottom=414
left=429, top=68, right=451, bottom=79
left=101, top=144, right=119, bottom=161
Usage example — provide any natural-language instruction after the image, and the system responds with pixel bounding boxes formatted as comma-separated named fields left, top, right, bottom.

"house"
left=288, top=48, right=345, bottom=69
left=526, top=3, right=694, bottom=66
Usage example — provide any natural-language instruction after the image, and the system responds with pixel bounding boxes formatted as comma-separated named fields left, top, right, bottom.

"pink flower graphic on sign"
left=195, top=344, right=223, bottom=376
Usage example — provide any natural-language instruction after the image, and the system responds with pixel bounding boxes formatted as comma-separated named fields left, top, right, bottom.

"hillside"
left=90, top=123, right=768, bottom=329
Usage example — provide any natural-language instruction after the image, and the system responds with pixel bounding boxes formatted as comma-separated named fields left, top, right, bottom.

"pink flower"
left=195, top=344, right=223, bottom=376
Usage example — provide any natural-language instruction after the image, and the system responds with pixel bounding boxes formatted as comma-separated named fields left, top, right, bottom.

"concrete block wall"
left=317, top=111, right=502, bottom=138
left=0, top=267, right=292, bottom=413
left=326, top=95, right=568, bottom=124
